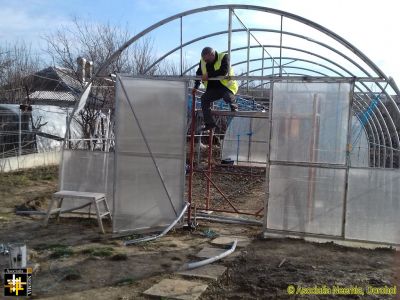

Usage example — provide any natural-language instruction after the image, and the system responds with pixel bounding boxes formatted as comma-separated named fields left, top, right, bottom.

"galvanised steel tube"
left=354, top=92, right=392, bottom=167
left=97, top=4, right=400, bottom=94
left=354, top=97, right=385, bottom=167
left=353, top=101, right=379, bottom=167
left=187, top=90, right=197, bottom=225
left=124, top=202, right=189, bottom=245
left=184, top=239, right=237, bottom=270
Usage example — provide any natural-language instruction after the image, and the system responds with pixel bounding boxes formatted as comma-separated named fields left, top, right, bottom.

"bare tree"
left=0, top=42, right=42, bottom=102
left=156, top=56, right=190, bottom=76
left=44, top=18, right=157, bottom=77
left=0, top=43, right=46, bottom=156
left=44, top=18, right=160, bottom=150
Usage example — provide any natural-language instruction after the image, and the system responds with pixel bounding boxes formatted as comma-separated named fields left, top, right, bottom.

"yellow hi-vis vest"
left=200, top=52, right=238, bottom=95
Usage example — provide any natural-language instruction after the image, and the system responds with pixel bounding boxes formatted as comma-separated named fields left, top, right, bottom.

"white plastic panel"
left=113, top=155, right=182, bottom=230
left=270, top=82, right=350, bottom=164
left=345, top=168, right=400, bottom=244
left=349, top=116, right=369, bottom=167
left=222, top=117, right=268, bottom=164
left=114, top=77, right=186, bottom=233
left=267, top=165, right=346, bottom=236
left=60, top=150, right=114, bottom=212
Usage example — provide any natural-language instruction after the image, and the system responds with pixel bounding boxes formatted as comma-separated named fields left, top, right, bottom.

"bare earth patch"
left=0, top=166, right=399, bottom=299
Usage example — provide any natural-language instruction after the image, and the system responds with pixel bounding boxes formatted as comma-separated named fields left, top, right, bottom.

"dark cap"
left=201, top=47, right=214, bottom=57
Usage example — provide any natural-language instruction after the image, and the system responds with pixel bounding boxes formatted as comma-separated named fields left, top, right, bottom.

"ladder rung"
left=100, top=212, right=110, bottom=218
left=95, top=198, right=106, bottom=203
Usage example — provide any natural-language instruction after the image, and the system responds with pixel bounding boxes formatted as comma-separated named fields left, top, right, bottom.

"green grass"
left=81, top=246, right=114, bottom=257
left=24, top=166, right=58, bottom=181
left=49, top=245, right=74, bottom=259
left=0, top=166, right=58, bottom=193
left=34, top=243, right=68, bottom=251
left=114, top=277, right=135, bottom=286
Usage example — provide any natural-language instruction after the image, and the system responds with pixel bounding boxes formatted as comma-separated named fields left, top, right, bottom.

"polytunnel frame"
left=94, top=4, right=400, bottom=170
left=182, top=36, right=398, bottom=168
left=62, top=5, right=400, bottom=236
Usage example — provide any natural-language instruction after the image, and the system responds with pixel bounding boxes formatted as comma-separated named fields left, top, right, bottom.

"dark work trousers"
left=201, top=88, right=236, bottom=126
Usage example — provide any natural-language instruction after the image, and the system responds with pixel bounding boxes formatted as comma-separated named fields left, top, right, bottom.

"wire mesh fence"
left=0, top=107, right=64, bottom=158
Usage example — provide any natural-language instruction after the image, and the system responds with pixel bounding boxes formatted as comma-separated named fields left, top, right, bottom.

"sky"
left=1, top=0, right=400, bottom=85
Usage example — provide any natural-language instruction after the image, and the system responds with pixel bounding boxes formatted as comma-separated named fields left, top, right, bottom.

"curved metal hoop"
left=93, top=4, right=400, bottom=168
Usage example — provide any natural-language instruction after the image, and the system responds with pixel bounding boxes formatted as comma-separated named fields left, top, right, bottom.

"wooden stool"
left=43, top=190, right=112, bottom=234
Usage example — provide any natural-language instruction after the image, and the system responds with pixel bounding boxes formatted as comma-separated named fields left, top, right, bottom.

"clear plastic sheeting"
left=114, top=77, right=186, bottom=233
left=349, top=116, right=369, bottom=167
left=60, top=150, right=114, bottom=212
left=221, top=117, right=268, bottom=164
left=270, top=82, right=350, bottom=165
left=345, top=168, right=400, bottom=244
left=267, top=165, right=346, bottom=236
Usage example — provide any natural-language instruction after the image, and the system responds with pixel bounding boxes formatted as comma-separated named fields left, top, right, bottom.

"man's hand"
left=202, top=73, right=208, bottom=81
left=192, top=87, right=197, bottom=95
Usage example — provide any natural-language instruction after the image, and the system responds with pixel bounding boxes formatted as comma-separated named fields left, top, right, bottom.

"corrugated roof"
left=1, top=66, right=114, bottom=108
left=54, top=67, right=84, bottom=93
left=29, top=91, right=76, bottom=102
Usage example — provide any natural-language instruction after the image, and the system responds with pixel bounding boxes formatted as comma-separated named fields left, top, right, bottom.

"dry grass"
left=0, top=166, right=58, bottom=212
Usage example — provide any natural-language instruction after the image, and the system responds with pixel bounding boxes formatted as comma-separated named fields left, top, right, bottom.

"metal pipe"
left=246, top=29, right=250, bottom=93
left=270, top=160, right=346, bottom=169
left=196, top=212, right=262, bottom=223
left=231, top=11, right=280, bottom=68
left=237, top=58, right=343, bottom=78
left=124, top=202, right=189, bottom=245
left=354, top=84, right=393, bottom=167
left=279, top=15, right=283, bottom=77
left=18, top=108, right=21, bottom=156
left=192, top=72, right=396, bottom=160
left=184, top=36, right=374, bottom=78
left=237, top=65, right=328, bottom=78
left=188, top=90, right=197, bottom=224
left=232, top=56, right=340, bottom=72
left=184, top=239, right=237, bottom=270
left=206, top=129, right=213, bottom=210
left=194, top=169, right=265, bottom=177
left=353, top=100, right=381, bottom=167
left=97, top=3, right=400, bottom=125
left=261, top=47, right=265, bottom=97
left=180, top=16, right=183, bottom=76
left=371, top=87, right=399, bottom=167
left=95, top=4, right=395, bottom=82
left=354, top=95, right=386, bottom=167
left=202, top=172, right=240, bottom=213
left=196, top=130, right=202, bottom=166
left=255, top=206, right=264, bottom=216
left=236, top=134, right=240, bottom=164
left=194, top=215, right=262, bottom=226
left=196, top=206, right=263, bottom=217
left=134, top=74, right=384, bottom=82
left=352, top=101, right=375, bottom=167
left=228, top=8, right=232, bottom=60
left=342, top=82, right=355, bottom=237
left=353, top=85, right=395, bottom=168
